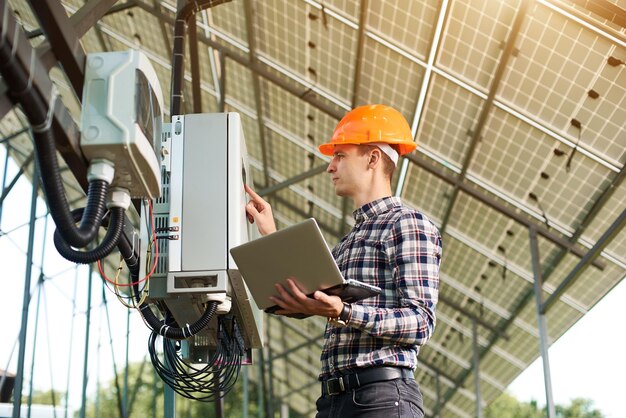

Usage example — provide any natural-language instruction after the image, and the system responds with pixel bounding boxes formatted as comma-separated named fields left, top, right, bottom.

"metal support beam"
left=188, top=16, right=202, bottom=113
left=258, top=164, right=327, bottom=197
left=219, top=51, right=226, bottom=112
left=472, top=320, right=482, bottom=418
left=243, top=0, right=271, bottom=188
left=0, top=4, right=87, bottom=188
left=0, top=127, right=29, bottom=145
left=78, top=265, right=93, bottom=418
left=405, top=152, right=605, bottom=270
left=27, top=1, right=135, bottom=40
left=337, top=0, right=368, bottom=233
left=152, top=0, right=172, bottom=54
left=439, top=0, right=530, bottom=234
left=396, top=0, right=450, bottom=196
left=0, top=153, right=34, bottom=208
left=435, top=373, right=441, bottom=418
left=134, top=1, right=343, bottom=121
left=272, top=195, right=339, bottom=237
left=267, top=332, right=324, bottom=362
left=529, top=227, right=556, bottom=418
left=350, top=0, right=367, bottom=107
left=438, top=293, right=508, bottom=340
left=543, top=208, right=626, bottom=313
left=28, top=0, right=87, bottom=98
left=11, top=167, right=38, bottom=418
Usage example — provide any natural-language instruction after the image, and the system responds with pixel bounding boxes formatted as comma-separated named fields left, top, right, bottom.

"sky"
left=0, top=147, right=624, bottom=417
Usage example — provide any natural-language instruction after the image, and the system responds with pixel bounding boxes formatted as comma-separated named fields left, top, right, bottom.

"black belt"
left=321, top=366, right=414, bottom=396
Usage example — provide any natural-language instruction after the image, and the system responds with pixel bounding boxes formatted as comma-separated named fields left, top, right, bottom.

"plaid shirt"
left=320, top=196, right=442, bottom=378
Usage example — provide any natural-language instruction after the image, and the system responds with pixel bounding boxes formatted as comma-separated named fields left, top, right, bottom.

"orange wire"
left=98, top=199, right=159, bottom=287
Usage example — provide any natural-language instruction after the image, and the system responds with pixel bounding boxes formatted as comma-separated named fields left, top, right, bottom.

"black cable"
left=0, top=16, right=110, bottom=249
left=53, top=206, right=124, bottom=264
left=147, top=315, right=244, bottom=401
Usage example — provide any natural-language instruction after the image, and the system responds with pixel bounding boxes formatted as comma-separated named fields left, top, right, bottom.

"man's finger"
left=244, top=184, right=264, bottom=202
left=274, top=283, right=297, bottom=305
left=246, top=201, right=260, bottom=216
left=286, top=278, right=308, bottom=300
left=313, top=290, right=332, bottom=303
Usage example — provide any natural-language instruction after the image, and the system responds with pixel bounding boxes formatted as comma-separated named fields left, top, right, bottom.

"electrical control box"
left=80, top=50, right=163, bottom=198
left=140, top=113, right=263, bottom=352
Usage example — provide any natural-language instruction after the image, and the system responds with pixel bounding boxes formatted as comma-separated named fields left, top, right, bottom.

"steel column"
left=26, top=278, right=43, bottom=418
left=242, top=366, right=249, bottom=418
left=529, top=227, right=556, bottom=418
left=472, top=320, right=482, bottom=418
left=79, top=265, right=93, bottom=418
left=163, top=384, right=175, bottom=418
left=11, top=164, right=38, bottom=418
left=435, top=372, right=441, bottom=418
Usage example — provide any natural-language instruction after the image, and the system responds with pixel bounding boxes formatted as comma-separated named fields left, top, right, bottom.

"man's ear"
left=368, top=148, right=382, bottom=168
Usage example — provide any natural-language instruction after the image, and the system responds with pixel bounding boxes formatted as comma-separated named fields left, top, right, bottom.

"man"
left=245, top=104, right=441, bottom=418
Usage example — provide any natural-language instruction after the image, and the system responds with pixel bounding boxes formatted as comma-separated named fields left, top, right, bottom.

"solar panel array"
left=2, top=0, right=625, bottom=416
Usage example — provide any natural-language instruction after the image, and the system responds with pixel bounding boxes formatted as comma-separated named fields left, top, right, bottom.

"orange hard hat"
left=319, top=104, right=416, bottom=156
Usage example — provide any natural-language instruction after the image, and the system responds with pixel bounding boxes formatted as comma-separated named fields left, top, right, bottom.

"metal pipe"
left=435, top=372, right=441, bottom=418
left=26, top=278, right=43, bottom=418
left=529, top=227, right=556, bottom=418
left=472, top=320, right=482, bottom=418
left=0, top=144, right=9, bottom=226
left=123, top=309, right=130, bottom=417
left=63, top=267, right=79, bottom=418
left=242, top=366, right=249, bottom=418
left=12, top=164, right=38, bottom=418
left=79, top=264, right=93, bottom=418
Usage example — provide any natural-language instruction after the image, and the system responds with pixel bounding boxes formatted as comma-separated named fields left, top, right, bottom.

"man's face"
left=326, top=144, right=370, bottom=197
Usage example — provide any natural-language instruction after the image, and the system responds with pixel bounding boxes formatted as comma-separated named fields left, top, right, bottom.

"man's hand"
left=270, top=278, right=344, bottom=318
left=244, top=184, right=277, bottom=236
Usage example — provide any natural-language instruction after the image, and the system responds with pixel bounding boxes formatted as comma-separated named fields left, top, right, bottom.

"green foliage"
left=22, top=389, right=65, bottom=407
left=81, top=361, right=266, bottom=418
left=486, top=392, right=605, bottom=418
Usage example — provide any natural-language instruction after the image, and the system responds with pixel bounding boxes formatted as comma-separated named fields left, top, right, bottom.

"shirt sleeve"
left=347, top=212, right=441, bottom=345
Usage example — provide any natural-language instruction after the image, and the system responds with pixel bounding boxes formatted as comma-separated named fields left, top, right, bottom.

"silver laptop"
left=230, top=218, right=380, bottom=318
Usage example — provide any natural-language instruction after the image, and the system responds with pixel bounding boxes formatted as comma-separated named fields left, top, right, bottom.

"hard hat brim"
left=318, top=140, right=416, bottom=156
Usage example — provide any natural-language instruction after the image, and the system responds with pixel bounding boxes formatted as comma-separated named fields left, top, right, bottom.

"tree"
left=486, top=392, right=605, bottom=418
left=555, top=398, right=604, bottom=418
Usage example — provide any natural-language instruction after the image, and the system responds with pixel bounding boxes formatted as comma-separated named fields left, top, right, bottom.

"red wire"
left=98, top=199, right=159, bottom=287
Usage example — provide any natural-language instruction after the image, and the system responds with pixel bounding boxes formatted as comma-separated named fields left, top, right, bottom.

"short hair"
left=359, top=145, right=396, bottom=180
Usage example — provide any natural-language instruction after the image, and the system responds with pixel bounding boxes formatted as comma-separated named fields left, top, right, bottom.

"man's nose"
left=326, top=162, right=335, bottom=173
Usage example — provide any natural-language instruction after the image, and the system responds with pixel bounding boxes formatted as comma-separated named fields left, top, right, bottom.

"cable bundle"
left=148, top=314, right=245, bottom=401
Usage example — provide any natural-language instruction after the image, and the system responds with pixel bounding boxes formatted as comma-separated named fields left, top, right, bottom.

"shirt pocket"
left=345, top=236, right=388, bottom=286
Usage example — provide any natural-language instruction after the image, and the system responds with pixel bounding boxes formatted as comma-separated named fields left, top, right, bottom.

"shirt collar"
left=353, top=196, right=401, bottom=223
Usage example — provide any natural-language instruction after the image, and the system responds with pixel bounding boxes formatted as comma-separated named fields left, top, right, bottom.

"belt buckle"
left=325, top=376, right=345, bottom=396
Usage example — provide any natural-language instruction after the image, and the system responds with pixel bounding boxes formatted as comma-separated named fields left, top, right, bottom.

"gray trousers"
left=315, top=378, right=424, bottom=418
